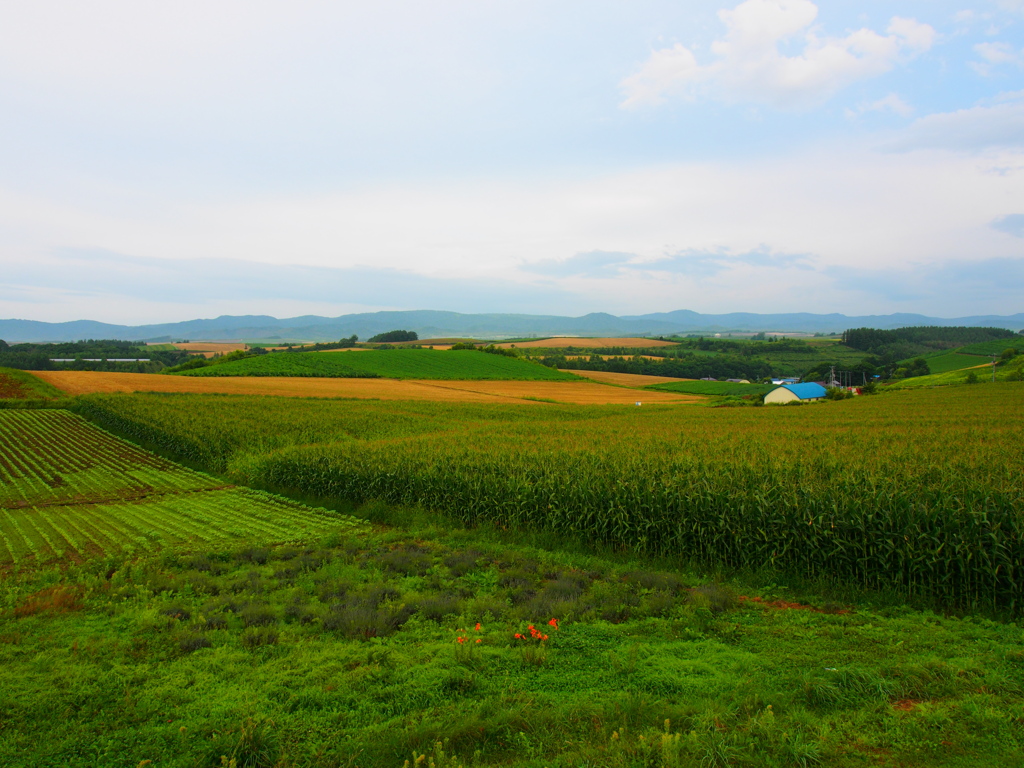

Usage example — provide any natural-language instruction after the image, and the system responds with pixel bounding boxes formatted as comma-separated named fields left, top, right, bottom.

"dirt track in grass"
left=34, top=371, right=704, bottom=405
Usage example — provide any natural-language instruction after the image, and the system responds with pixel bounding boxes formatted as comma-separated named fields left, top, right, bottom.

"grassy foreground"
left=2, top=509, right=1023, bottom=767
left=179, top=350, right=577, bottom=381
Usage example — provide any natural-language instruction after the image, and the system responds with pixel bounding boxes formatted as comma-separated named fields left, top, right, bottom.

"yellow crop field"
left=33, top=370, right=701, bottom=404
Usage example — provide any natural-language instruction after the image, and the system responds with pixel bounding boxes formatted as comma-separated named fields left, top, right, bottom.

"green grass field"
left=959, top=338, right=1024, bottom=356
left=0, top=410, right=366, bottom=568
left=890, top=357, right=1024, bottom=388
left=180, top=349, right=578, bottom=380
left=919, top=352, right=991, bottom=374
left=645, top=381, right=777, bottom=397
left=3, top=509, right=1023, bottom=767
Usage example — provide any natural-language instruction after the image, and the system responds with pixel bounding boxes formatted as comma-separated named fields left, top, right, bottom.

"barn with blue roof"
left=764, top=382, right=827, bottom=404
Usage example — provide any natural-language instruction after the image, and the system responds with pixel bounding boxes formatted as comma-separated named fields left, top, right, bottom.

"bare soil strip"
left=0, top=374, right=30, bottom=399
left=565, top=370, right=691, bottom=387
left=34, top=371, right=702, bottom=405
left=2, top=484, right=235, bottom=511
left=495, top=337, right=678, bottom=349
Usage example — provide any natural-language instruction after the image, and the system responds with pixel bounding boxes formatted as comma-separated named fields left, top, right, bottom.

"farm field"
left=565, top=369, right=690, bottom=386
left=0, top=410, right=365, bottom=568
left=167, top=342, right=248, bottom=355
left=496, top=336, right=679, bottom=349
left=960, top=338, right=1024, bottom=355
left=891, top=357, right=1024, bottom=388
left=180, top=349, right=580, bottom=380
left=32, top=370, right=699, bottom=404
left=76, top=383, right=1024, bottom=614
left=565, top=354, right=666, bottom=361
left=920, top=351, right=991, bottom=374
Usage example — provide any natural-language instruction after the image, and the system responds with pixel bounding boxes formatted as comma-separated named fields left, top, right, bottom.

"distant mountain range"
left=2, top=310, right=1022, bottom=343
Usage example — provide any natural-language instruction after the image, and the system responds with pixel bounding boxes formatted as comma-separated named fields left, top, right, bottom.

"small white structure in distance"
left=764, top=382, right=827, bottom=404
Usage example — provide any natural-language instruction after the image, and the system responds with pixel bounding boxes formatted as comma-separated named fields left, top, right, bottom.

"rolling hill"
left=179, top=349, right=579, bottom=381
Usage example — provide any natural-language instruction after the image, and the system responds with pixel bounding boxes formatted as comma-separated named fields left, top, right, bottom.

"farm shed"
left=764, top=382, right=827, bottom=404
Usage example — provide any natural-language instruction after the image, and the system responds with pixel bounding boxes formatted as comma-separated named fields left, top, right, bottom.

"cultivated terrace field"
left=0, top=410, right=362, bottom=568
left=1, top=372, right=1023, bottom=766
left=178, top=349, right=578, bottom=381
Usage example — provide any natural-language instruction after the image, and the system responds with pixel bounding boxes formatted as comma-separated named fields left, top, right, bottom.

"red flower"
left=475, top=639, right=481, bottom=644
left=475, top=623, right=481, bottom=631
left=548, top=618, right=559, bottom=629
left=456, top=636, right=466, bottom=644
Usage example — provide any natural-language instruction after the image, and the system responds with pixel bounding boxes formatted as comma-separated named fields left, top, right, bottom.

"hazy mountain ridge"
left=2, top=310, right=1022, bottom=343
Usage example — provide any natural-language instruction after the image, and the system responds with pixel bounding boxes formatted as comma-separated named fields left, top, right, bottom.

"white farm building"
left=764, top=382, right=827, bottom=404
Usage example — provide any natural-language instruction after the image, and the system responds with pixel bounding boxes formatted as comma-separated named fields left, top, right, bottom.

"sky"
left=1, top=0, right=1023, bottom=324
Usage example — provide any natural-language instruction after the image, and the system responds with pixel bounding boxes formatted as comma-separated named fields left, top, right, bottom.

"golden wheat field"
left=33, top=371, right=701, bottom=405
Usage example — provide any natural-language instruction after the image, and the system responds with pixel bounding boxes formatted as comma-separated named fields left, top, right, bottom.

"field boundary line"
left=0, top=484, right=236, bottom=511
left=402, top=380, right=549, bottom=403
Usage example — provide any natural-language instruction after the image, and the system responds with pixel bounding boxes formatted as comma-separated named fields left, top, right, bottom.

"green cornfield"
left=74, top=384, right=1024, bottom=612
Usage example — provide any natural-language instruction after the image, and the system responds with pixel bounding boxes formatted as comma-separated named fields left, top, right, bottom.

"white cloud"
left=884, top=91, right=1024, bottom=150
left=3, top=137, right=1023, bottom=318
left=971, top=41, right=1024, bottom=75
left=847, top=92, right=914, bottom=119
left=620, top=0, right=935, bottom=110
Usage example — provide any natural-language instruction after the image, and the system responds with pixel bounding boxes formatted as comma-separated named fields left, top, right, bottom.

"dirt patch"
left=892, top=699, right=921, bottom=712
left=566, top=370, right=691, bottom=387
left=14, top=585, right=85, bottom=617
left=0, top=374, right=30, bottom=399
left=496, top=337, right=678, bottom=349
left=34, top=371, right=703, bottom=405
left=738, top=595, right=850, bottom=614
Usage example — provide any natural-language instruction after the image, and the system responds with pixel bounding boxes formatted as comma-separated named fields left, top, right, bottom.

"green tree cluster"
left=368, top=330, right=418, bottom=343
